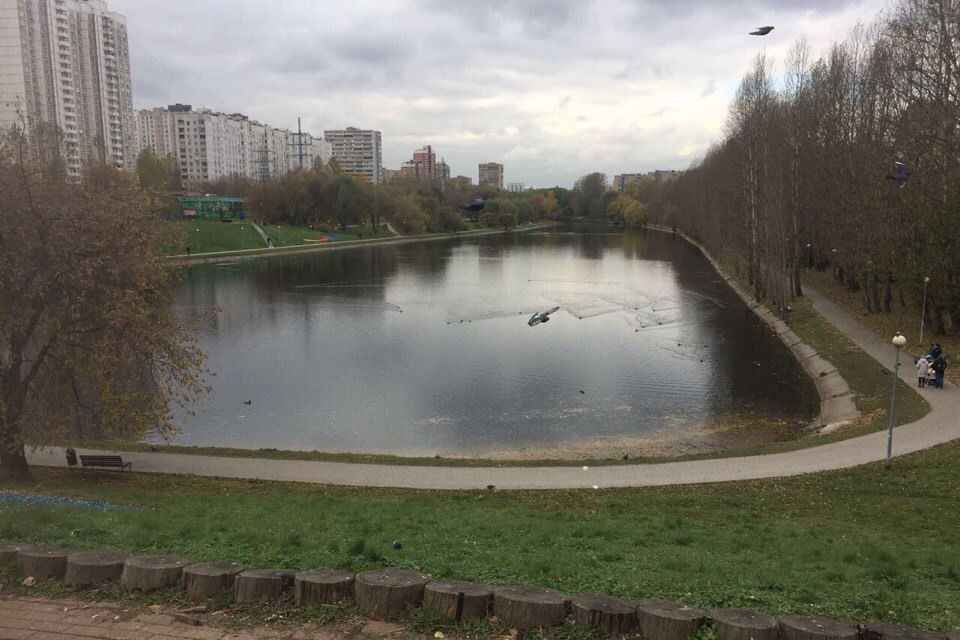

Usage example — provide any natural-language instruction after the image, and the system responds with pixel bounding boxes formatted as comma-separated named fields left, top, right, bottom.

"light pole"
left=920, top=276, right=930, bottom=347
left=886, top=332, right=908, bottom=466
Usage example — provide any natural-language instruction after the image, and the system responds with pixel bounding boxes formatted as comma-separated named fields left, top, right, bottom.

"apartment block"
left=288, top=130, right=331, bottom=172
left=137, top=104, right=304, bottom=185
left=479, top=162, right=504, bottom=189
left=0, top=0, right=136, bottom=177
left=324, top=127, right=382, bottom=184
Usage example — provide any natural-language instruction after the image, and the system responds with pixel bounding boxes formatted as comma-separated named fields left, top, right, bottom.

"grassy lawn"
left=3, top=443, right=960, bottom=631
left=165, top=219, right=266, bottom=254
left=260, top=224, right=391, bottom=248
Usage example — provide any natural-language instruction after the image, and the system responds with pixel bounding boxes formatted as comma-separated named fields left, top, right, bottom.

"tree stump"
left=122, top=555, right=190, bottom=592
left=862, top=623, right=948, bottom=640
left=182, top=561, right=243, bottom=602
left=234, top=569, right=294, bottom=603
left=17, top=547, right=69, bottom=581
left=423, top=580, right=493, bottom=621
left=571, top=593, right=637, bottom=635
left=0, top=543, right=33, bottom=568
left=355, top=568, right=430, bottom=621
left=64, top=551, right=127, bottom=587
left=295, top=569, right=355, bottom=606
left=711, top=608, right=779, bottom=640
left=493, top=585, right=569, bottom=629
left=636, top=599, right=707, bottom=640
left=780, top=616, right=859, bottom=640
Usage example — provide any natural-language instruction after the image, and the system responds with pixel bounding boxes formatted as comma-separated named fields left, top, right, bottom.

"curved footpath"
left=26, top=285, right=957, bottom=490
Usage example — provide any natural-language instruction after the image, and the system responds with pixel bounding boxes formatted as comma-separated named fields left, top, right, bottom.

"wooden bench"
left=78, top=455, right=132, bottom=472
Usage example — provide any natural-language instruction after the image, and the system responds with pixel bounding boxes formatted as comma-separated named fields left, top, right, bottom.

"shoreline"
left=165, top=222, right=557, bottom=265
left=645, top=224, right=860, bottom=430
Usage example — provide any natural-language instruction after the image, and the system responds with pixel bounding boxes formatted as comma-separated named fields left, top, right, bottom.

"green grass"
left=166, top=219, right=266, bottom=254
left=3, top=442, right=960, bottom=631
left=260, top=224, right=391, bottom=248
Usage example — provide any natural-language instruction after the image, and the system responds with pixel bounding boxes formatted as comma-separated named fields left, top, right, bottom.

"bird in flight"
left=886, top=160, right=909, bottom=188
left=528, top=306, right=561, bottom=327
left=750, top=26, right=775, bottom=36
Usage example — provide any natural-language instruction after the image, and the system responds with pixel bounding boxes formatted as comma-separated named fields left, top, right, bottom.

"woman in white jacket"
left=916, top=356, right=930, bottom=388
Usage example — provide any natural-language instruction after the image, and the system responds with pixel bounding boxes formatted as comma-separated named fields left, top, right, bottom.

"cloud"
left=112, top=0, right=887, bottom=187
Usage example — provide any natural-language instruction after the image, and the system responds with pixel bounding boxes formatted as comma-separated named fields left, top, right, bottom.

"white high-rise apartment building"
left=0, top=0, right=135, bottom=177
left=137, top=104, right=320, bottom=185
left=324, top=127, right=382, bottom=184
left=287, top=130, right=331, bottom=172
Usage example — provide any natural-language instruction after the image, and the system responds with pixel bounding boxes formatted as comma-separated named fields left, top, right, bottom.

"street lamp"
left=920, top=276, right=931, bottom=346
left=886, top=332, right=908, bottom=466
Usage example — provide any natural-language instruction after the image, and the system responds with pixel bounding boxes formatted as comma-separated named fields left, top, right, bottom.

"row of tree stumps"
left=0, top=543, right=951, bottom=640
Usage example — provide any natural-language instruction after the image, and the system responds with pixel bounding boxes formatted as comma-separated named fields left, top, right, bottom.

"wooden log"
left=423, top=580, right=493, bottom=621
left=182, top=561, right=243, bottom=602
left=571, top=593, right=637, bottom=635
left=355, top=568, right=430, bottom=621
left=780, top=615, right=859, bottom=640
left=0, top=543, right=33, bottom=568
left=64, top=551, right=127, bottom=587
left=862, top=623, right=948, bottom=640
left=295, top=569, right=355, bottom=606
left=17, top=547, right=69, bottom=581
left=636, top=599, right=707, bottom=640
left=122, top=555, right=190, bottom=592
left=233, top=569, right=294, bottom=603
left=711, top=608, right=779, bottom=640
left=493, top=585, right=569, bottom=629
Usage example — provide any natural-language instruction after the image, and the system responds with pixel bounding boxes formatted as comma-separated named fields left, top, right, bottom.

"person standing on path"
left=917, top=356, right=930, bottom=388
left=932, top=353, right=948, bottom=389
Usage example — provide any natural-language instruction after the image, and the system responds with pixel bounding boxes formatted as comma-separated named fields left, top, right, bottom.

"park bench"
left=77, top=454, right=132, bottom=472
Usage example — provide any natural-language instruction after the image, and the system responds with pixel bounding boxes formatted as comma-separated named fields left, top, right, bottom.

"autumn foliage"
left=0, top=130, right=205, bottom=480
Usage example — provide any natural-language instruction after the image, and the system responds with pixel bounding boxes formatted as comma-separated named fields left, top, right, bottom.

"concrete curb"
left=647, top=225, right=860, bottom=430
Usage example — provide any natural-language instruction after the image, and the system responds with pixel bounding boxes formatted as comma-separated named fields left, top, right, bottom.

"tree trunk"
left=0, top=429, right=30, bottom=481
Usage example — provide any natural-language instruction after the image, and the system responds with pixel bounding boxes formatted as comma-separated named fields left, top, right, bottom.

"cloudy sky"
left=113, top=0, right=889, bottom=187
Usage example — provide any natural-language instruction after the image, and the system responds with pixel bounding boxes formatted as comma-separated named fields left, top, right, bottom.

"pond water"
left=169, top=230, right=818, bottom=459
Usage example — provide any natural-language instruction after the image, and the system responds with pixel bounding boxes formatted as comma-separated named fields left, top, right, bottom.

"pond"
left=169, top=229, right=818, bottom=460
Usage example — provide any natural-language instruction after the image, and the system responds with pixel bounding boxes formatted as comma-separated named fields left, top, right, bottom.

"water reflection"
left=170, top=230, right=818, bottom=458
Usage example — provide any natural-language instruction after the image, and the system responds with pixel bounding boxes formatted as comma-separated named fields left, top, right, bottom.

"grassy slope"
left=3, top=444, right=960, bottom=631
left=168, top=219, right=266, bottom=254
left=261, top=224, right=392, bottom=248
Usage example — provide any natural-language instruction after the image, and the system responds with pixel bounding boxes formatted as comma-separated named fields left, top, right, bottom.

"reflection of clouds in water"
left=287, top=293, right=403, bottom=313
left=439, top=282, right=725, bottom=351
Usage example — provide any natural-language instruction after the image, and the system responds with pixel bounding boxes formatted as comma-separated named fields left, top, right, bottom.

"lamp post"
left=886, top=332, right=908, bottom=466
left=920, top=276, right=930, bottom=347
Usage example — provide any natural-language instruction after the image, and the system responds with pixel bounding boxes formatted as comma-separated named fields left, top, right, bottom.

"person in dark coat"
left=929, top=343, right=943, bottom=361
left=932, top=354, right=948, bottom=389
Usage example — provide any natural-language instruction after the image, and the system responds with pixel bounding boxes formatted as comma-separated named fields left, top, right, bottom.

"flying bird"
left=528, top=306, right=561, bottom=327
left=750, top=26, right=775, bottom=36
left=886, top=160, right=909, bottom=188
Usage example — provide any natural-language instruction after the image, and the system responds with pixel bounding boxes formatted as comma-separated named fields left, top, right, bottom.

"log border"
left=2, top=541, right=952, bottom=639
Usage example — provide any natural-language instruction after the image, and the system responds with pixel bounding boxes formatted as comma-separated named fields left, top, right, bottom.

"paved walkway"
left=26, top=289, right=959, bottom=490
left=0, top=595, right=359, bottom=639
